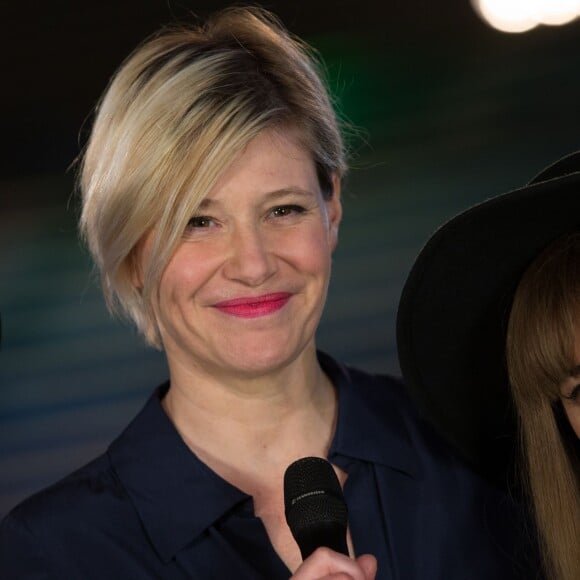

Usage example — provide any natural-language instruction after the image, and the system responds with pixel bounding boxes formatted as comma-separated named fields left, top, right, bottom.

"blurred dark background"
left=2, top=0, right=580, bottom=516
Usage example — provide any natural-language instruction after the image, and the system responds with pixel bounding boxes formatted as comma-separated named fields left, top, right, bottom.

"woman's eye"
left=565, top=384, right=580, bottom=401
left=187, top=216, right=213, bottom=228
left=271, top=205, right=305, bottom=218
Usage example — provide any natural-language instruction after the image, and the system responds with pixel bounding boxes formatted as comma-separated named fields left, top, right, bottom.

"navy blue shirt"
left=0, top=353, right=535, bottom=578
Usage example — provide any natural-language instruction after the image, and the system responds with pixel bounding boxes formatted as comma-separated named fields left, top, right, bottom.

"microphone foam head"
left=283, top=457, right=348, bottom=559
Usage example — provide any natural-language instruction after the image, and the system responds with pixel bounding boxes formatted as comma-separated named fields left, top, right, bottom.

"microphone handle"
left=294, top=520, right=349, bottom=560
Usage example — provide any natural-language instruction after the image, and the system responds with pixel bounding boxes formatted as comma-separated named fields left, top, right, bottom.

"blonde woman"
left=398, top=152, right=580, bottom=580
left=0, top=7, right=534, bottom=579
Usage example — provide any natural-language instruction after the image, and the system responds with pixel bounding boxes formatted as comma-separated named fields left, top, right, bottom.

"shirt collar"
left=319, top=352, right=419, bottom=478
left=108, top=353, right=419, bottom=562
left=108, top=384, right=249, bottom=563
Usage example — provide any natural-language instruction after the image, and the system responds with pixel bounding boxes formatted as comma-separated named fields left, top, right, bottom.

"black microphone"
left=283, top=456, right=348, bottom=560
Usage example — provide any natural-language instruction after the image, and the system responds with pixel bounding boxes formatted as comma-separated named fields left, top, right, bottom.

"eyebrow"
left=568, top=364, right=580, bottom=377
left=197, top=187, right=316, bottom=210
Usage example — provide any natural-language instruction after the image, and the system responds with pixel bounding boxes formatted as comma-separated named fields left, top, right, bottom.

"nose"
left=222, top=224, right=277, bottom=286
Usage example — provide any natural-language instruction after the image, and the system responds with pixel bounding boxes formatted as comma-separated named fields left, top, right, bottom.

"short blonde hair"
left=79, top=6, right=346, bottom=347
left=506, top=231, right=580, bottom=580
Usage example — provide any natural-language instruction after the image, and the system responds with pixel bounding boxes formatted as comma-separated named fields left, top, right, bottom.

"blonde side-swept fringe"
left=506, top=232, right=580, bottom=580
left=78, top=6, right=347, bottom=347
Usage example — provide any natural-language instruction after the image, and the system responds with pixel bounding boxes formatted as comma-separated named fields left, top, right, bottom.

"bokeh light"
left=472, top=0, right=580, bottom=33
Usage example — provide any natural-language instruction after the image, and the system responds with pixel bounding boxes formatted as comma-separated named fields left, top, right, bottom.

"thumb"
left=355, top=554, right=377, bottom=579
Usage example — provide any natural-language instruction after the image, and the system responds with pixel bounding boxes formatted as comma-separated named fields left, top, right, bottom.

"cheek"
left=157, top=252, right=204, bottom=307
left=286, top=228, right=333, bottom=274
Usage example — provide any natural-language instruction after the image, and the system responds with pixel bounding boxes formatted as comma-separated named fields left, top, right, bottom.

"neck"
left=161, top=348, right=338, bottom=492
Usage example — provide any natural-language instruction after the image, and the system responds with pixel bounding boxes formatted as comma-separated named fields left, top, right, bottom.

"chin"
left=223, top=339, right=306, bottom=376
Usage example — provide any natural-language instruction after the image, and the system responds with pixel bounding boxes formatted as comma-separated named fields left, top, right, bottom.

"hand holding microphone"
left=284, top=457, right=377, bottom=580
left=291, top=549, right=377, bottom=580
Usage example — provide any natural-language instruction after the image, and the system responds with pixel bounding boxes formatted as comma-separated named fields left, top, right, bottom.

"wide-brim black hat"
left=396, top=151, right=580, bottom=486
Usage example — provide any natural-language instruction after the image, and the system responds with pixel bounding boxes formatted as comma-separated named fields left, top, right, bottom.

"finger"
left=291, top=547, right=370, bottom=580
left=355, top=554, right=377, bottom=579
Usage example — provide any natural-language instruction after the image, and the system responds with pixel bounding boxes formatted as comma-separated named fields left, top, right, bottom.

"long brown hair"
left=506, top=231, right=580, bottom=580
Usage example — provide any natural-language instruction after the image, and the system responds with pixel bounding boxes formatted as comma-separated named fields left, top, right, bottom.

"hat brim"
left=396, top=156, right=580, bottom=486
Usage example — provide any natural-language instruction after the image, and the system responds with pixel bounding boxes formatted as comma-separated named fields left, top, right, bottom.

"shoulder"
left=330, top=355, right=518, bottom=499
left=320, top=351, right=410, bottom=410
left=2, top=452, right=127, bottom=534
left=1, top=385, right=167, bottom=543
left=338, top=362, right=542, bottom=578
left=339, top=362, right=455, bottom=458
left=0, top=452, right=134, bottom=577
left=324, top=352, right=474, bottom=482
left=344, top=364, right=415, bottom=413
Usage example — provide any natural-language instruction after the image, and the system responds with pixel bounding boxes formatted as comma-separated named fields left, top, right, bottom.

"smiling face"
left=138, top=128, right=341, bottom=382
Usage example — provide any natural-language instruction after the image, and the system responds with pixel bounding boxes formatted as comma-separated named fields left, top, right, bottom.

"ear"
left=327, top=174, right=342, bottom=251
left=129, top=253, right=144, bottom=291
left=129, top=235, right=149, bottom=290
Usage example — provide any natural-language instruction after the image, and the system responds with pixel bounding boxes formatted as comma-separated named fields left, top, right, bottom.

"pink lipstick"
left=213, top=292, right=292, bottom=318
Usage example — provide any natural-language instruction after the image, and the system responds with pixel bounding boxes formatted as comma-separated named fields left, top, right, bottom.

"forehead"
left=203, top=128, right=318, bottom=202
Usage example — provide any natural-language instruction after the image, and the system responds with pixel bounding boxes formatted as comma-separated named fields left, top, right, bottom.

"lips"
left=212, top=292, right=292, bottom=318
